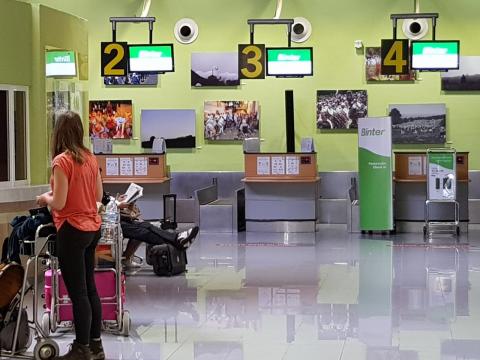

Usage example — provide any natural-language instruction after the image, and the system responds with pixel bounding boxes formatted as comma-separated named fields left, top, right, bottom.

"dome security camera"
left=291, top=17, right=312, bottom=43
left=402, top=18, right=429, bottom=40
left=174, top=18, right=199, bottom=44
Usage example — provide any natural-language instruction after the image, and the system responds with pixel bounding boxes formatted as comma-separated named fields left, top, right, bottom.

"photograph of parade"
left=316, top=90, right=368, bottom=129
left=192, top=53, right=240, bottom=87
left=204, top=101, right=259, bottom=141
left=388, top=104, right=446, bottom=144
left=365, top=47, right=416, bottom=82
left=441, top=56, right=480, bottom=91
left=89, top=100, right=133, bottom=139
left=104, top=72, right=158, bottom=86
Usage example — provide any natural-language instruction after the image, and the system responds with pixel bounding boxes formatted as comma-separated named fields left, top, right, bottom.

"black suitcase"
left=147, top=244, right=187, bottom=277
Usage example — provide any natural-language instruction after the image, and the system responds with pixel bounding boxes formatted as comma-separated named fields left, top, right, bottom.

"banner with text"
left=427, top=151, right=456, bottom=201
left=358, top=117, right=393, bottom=231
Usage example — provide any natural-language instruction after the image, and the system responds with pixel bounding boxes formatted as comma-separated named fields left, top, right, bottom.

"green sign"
left=45, top=50, right=76, bottom=77
left=266, top=47, right=313, bottom=76
left=128, top=44, right=174, bottom=72
left=427, top=151, right=456, bottom=201
left=412, top=42, right=458, bottom=56
left=358, top=117, right=393, bottom=231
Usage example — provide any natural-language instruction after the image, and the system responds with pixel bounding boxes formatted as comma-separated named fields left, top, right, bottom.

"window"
left=0, top=85, right=29, bottom=186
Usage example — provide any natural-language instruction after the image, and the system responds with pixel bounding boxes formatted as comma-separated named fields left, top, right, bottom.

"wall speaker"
left=291, top=17, right=312, bottom=43
left=402, top=18, right=429, bottom=40
left=174, top=18, right=199, bottom=44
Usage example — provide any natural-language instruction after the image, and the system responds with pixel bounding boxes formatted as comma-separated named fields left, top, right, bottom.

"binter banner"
left=358, top=117, right=393, bottom=231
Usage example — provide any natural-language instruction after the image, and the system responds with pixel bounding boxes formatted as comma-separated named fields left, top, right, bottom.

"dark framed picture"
left=316, top=90, right=367, bottom=129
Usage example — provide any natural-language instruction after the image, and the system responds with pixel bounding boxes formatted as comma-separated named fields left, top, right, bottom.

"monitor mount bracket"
left=390, top=13, right=439, bottom=40
left=247, top=19, right=295, bottom=47
left=109, top=17, right=156, bottom=44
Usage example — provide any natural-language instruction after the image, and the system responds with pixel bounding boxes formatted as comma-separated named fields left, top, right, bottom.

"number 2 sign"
left=101, top=42, right=128, bottom=77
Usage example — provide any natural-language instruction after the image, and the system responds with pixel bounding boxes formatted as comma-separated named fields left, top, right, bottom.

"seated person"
left=101, top=193, right=199, bottom=268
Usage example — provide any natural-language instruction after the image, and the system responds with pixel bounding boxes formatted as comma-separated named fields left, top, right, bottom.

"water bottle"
left=102, top=197, right=119, bottom=243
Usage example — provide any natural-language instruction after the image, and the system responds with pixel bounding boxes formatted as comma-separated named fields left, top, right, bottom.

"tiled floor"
left=12, top=227, right=480, bottom=359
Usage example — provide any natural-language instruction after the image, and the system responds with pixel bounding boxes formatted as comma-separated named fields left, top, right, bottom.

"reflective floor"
left=48, top=228, right=480, bottom=359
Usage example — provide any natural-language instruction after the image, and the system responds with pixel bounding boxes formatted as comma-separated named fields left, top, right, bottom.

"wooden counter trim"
left=242, top=177, right=320, bottom=183
left=103, top=177, right=170, bottom=184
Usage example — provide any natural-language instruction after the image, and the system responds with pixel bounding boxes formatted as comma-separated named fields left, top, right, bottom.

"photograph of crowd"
left=316, top=90, right=368, bottom=129
left=89, top=100, right=133, bottom=139
left=388, top=104, right=446, bottom=144
left=204, top=101, right=259, bottom=141
left=441, top=56, right=480, bottom=91
left=104, top=72, right=158, bottom=86
left=365, top=47, right=416, bottom=82
left=192, top=53, right=240, bottom=87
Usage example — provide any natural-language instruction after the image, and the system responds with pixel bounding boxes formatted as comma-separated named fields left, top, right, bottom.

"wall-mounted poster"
left=104, top=72, right=158, bottom=86
left=388, top=104, right=446, bottom=144
left=191, top=52, right=240, bottom=87
left=141, top=109, right=196, bottom=149
left=89, top=100, right=133, bottom=139
left=316, top=90, right=367, bottom=129
left=204, top=101, right=259, bottom=140
left=441, top=56, right=480, bottom=91
left=365, top=47, right=416, bottom=81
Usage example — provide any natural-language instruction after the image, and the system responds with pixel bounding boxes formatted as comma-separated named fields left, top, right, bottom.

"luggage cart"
left=423, top=148, right=460, bottom=240
left=0, top=224, right=59, bottom=360
left=41, top=206, right=130, bottom=337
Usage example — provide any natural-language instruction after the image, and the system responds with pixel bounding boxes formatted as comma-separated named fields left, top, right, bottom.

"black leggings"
left=57, top=221, right=101, bottom=345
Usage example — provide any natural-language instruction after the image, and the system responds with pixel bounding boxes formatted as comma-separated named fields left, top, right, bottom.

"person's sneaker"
left=55, top=341, right=91, bottom=360
left=177, top=226, right=199, bottom=248
left=122, top=256, right=143, bottom=269
left=89, top=339, right=105, bottom=360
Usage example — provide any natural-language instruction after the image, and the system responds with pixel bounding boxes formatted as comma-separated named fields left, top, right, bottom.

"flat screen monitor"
left=45, top=50, right=76, bottom=77
left=266, top=47, right=313, bottom=77
left=128, top=44, right=174, bottom=73
left=141, top=109, right=196, bottom=149
left=411, top=41, right=460, bottom=71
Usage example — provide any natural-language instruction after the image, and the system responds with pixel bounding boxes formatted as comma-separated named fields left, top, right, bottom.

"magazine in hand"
left=117, top=183, right=143, bottom=204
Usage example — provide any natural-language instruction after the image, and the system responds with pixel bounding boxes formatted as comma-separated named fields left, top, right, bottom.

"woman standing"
left=37, top=111, right=105, bottom=360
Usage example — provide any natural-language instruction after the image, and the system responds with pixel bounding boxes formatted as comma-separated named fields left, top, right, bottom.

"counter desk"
left=243, top=152, right=319, bottom=232
left=394, top=151, right=469, bottom=231
left=96, top=153, right=170, bottom=220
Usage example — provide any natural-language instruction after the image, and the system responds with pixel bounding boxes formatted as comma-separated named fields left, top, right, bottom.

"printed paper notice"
left=105, top=158, right=119, bottom=176
left=134, top=157, right=148, bottom=176
left=408, top=156, right=423, bottom=176
left=119, top=158, right=133, bottom=176
left=286, top=156, right=300, bottom=175
left=271, top=156, right=285, bottom=175
left=257, top=157, right=270, bottom=175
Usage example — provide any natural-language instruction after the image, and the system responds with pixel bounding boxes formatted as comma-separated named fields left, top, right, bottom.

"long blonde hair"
left=51, top=111, right=90, bottom=164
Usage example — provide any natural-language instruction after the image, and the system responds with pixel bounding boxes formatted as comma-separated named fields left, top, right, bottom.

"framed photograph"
left=141, top=109, right=196, bottom=149
left=204, top=101, right=259, bottom=141
left=441, top=56, right=480, bottom=91
left=104, top=72, right=158, bottom=86
left=191, top=52, right=240, bottom=87
left=89, top=100, right=133, bottom=139
left=388, top=104, right=446, bottom=144
left=316, top=90, right=367, bottom=129
left=365, top=47, right=415, bottom=82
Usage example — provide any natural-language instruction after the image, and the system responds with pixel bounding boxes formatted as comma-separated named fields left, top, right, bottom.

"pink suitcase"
left=44, top=269, right=125, bottom=322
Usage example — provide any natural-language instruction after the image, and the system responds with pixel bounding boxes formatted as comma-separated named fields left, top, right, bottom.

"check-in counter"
left=96, top=153, right=170, bottom=220
left=394, top=151, right=469, bottom=230
left=243, top=152, right=319, bottom=232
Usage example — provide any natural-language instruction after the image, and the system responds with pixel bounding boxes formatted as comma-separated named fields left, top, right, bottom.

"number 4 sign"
left=381, top=39, right=410, bottom=75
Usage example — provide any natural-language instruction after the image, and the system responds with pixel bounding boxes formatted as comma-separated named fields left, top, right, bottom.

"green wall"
left=0, top=0, right=32, bottom=86
left=20, top=0, right=480, bottom=174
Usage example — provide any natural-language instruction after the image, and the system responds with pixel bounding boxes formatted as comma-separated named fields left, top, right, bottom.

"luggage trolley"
left=41, top=205, right=130, bottom=337
left=424, top=148, right=460, bottom=240
left=0, top=224, right=59, bottom=360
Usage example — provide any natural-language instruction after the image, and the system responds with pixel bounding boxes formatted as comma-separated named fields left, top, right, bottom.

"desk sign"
left=358, top=117, right=393, bottom=231
left=238, top=44, right=265, bottom=79
left=381, top=39, right=409, bottom=75
left=101, top=42, right=128, bottom=77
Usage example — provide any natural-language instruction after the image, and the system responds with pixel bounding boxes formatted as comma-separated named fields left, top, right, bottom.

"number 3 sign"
left=238, top=44, right=265, bottom=80
left=101, top=42, right=128, bottom=77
